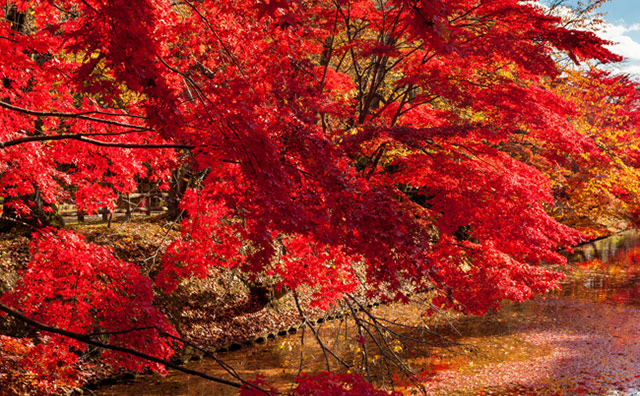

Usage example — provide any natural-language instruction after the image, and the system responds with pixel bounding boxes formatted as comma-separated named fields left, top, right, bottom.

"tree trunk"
left=167, top=165, right=192, bottom=221
left=0, top=190, right=64, bottom=233
left=125, top=193, right=131, bottom=221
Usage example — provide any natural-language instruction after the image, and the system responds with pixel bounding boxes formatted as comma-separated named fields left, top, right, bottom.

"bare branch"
left=0, top=134, right=193, bottom=150
left=0, top=100, right=151, bottom=131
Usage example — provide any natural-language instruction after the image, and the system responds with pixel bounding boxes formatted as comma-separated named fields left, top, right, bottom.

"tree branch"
left=0, top=134, right=193, bottom=150
left=0, top=100, right=151, bottom=131
left=0, top=302, right=243, bottom=390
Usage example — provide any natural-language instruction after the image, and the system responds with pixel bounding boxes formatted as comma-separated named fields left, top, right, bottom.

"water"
left=96, top=231, right=640, bottom=395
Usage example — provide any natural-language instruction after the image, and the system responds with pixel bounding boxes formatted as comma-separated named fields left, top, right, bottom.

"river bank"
left=94, top=230, right=640, bottom=395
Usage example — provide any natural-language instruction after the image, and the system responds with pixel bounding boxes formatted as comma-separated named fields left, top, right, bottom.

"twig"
left=292, top=290, right=352, bottom=371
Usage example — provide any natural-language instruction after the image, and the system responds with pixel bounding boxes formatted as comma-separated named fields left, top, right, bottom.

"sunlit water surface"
left=97, top=231, right=640, bottom=396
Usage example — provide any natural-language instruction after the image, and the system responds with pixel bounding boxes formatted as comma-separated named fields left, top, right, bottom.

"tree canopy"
left=1, top=0, right=639, bottom=394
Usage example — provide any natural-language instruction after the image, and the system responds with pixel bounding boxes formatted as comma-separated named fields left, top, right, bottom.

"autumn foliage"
left=0, top=335, right=78, bottom=396
left=1, top=0, right=639, bottom=393
left=544, top=69, right=640, bottom=235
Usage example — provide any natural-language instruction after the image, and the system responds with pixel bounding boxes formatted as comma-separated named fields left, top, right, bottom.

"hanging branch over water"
left=0, top=302, right=244, bottom=390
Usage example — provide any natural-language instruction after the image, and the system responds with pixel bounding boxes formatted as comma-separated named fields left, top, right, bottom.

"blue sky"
left=546, top=0, right=640, bottom=76
left=596, top=0, right=640, bottom=27
left=594, top=0, right=640, bottom=76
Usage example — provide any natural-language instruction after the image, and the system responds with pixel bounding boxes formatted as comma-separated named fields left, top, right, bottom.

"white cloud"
left=596, top=21, right=640, bottom=77
left=537, top=3, right=640, bottom=78
left=599, top=22, right=640, bottom=61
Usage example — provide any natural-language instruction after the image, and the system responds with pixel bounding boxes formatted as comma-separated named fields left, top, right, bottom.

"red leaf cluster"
left=2, top=229, right=176, bottom=372
left=0, top=0, right=638, bottom=391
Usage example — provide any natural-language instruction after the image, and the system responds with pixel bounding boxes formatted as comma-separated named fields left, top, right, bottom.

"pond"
left=96, top=231, right=640, bottom=396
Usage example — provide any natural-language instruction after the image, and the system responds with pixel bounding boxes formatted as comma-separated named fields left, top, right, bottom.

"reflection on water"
left=96, top=230, right=640, bottom=396
left=562, top=230, right=640, bottom=306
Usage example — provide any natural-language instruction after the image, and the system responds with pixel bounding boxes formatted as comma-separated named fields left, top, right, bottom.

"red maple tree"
left=0, top=0, right=633, bottom=393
